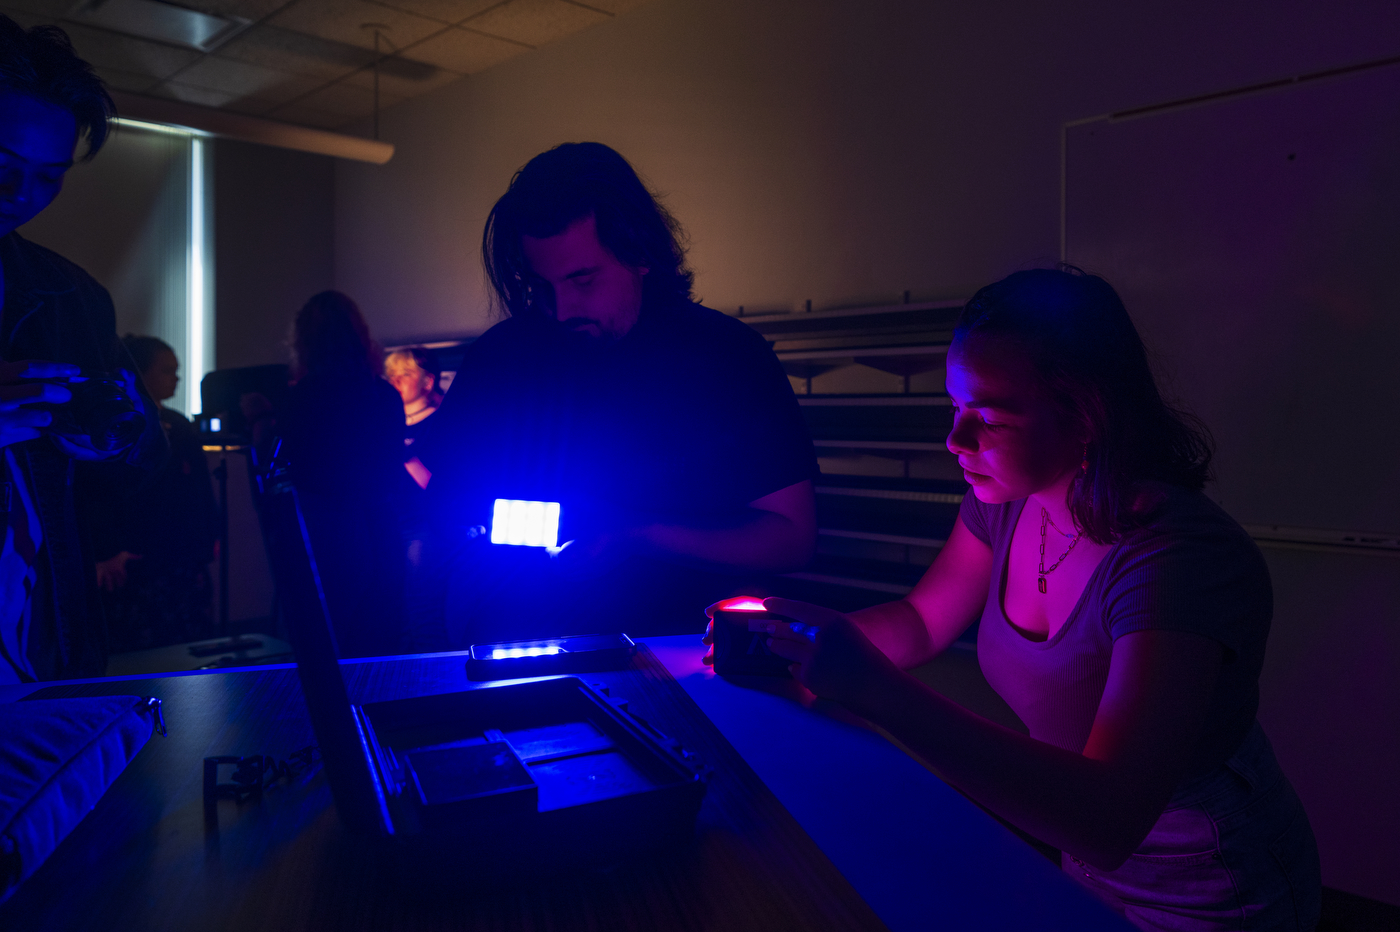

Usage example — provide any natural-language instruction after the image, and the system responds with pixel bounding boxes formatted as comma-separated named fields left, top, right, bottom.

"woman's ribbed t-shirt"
left=961, top=484, right=1272, bottom=778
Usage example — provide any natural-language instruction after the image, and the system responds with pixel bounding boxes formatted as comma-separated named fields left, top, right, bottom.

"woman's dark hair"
left=482, top=142, right=694, bottom=318
left=290, top=291, right=381, bottom=382
left=956, top=266, right=1213, bottom=543
left=121, top=333, right=175, bottom=375
left=0, top=15, right=115, bottom=159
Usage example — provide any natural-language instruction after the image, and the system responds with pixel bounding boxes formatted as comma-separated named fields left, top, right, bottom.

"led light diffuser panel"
left=490, top=499, right=561, bottom=548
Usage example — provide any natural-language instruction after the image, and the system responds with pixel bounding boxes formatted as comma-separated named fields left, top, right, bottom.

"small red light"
left=716, top=596, right=767, bottom=612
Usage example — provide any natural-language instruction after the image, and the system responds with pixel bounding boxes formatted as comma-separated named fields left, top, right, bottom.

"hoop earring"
left=1081, top=443, right=1089, bottom=473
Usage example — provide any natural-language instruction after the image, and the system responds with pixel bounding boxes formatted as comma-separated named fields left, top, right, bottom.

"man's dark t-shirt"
left=417, top=300, right=817, bottom=642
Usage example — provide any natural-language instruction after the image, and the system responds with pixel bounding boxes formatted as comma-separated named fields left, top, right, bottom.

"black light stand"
left=212, top=444, right=230, bottom=635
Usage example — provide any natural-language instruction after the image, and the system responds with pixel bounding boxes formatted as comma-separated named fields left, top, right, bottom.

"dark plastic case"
left=355, top=676, right=706, bottom=871
left=711, top=609, right=795, bottom=677
left=465, top=633, right=637, bottom=681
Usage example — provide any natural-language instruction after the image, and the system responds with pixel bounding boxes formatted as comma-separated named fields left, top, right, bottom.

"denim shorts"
left=1064, top=721, right=1321, bottom=931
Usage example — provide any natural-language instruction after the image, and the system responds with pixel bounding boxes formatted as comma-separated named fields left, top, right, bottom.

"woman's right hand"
left=0, top=360, right=77, bottom=450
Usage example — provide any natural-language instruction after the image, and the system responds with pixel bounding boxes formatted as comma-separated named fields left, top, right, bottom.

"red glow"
left=716, top=596, right=767, bottom=612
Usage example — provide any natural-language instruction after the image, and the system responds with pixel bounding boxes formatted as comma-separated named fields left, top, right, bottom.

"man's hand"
left=549, top=529, right=634, bottom=579
left=0, top=360, right=77, bottom=451
left=762, top=597, right=903, bottom=713
left=96, top=551, right=142, bottom=592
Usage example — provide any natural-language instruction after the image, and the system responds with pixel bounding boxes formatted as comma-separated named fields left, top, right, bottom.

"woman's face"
left=387, top=363, right=434, bottom=406
left=945, top=334, right=1084, bottom=504
left=142, top=349, right=180, bottom=403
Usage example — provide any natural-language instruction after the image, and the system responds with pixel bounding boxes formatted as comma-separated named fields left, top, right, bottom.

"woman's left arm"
left=765, top=599, right=1223, bottom=871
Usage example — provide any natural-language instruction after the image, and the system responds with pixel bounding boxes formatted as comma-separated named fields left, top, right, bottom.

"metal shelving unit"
left=739, top=299, right=969, bottom=611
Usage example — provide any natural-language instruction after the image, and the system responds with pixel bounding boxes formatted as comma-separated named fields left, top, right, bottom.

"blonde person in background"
left=385, top=347, right=443, bottom=491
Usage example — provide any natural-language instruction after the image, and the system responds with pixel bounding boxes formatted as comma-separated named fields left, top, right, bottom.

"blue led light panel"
left=490, top=499, right=561, bottom=548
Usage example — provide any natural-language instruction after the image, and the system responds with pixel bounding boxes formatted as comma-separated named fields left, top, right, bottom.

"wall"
left=332, top=0, right=1400, bottom=903
left=208, top=140, right=334, bottom=624
left=334, top=0, right=1400, bottom=343
left=17, top=133, right=333, bottom=377
left=1258, top=547, right=1400, bottom=905
left=214, top=139, right=335, bottom=371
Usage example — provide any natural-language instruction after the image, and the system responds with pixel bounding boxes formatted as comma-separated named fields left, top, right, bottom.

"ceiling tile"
left=52, top=22, right=202, bottom=80
left=265, top=101, right=356, bottom=130
left=166, top=55, right=322, bottom=103
left=569, top=0, right=649, bottom=14
left=93, top=66, right=162, bottom=94
left=221, top=95, right=282, bottom=116
left=176, top=0, right=292, bottom=21
left=149, top=80, right=282, bottom=113
left=289, top=79, right=402, bottom=116
left=364, top=0, right=499, bottom=26
left=214, top=24, right=374, bottom=78
left=341, top=59, right=463, bottom=97
left=463, top=0, right=606, bottom=47
left=269, top=0, right=444, bottom=53
left=0, top=0, right=77, bottom=20
left=401, top=24, right=522, bottom=73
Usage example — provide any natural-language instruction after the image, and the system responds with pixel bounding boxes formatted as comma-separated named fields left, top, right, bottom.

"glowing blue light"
left=490, top=499, right=560, bottom=548
left=490, top=645, right=563, bottom=660
left=209, top=417, right=222, bottom=432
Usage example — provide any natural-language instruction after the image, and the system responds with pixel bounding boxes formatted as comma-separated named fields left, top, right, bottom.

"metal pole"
left=215, top=446, right=230, bottom=634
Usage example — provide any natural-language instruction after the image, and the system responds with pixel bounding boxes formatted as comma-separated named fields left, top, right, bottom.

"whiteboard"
left=1065, top=64, right=1400, bottom=534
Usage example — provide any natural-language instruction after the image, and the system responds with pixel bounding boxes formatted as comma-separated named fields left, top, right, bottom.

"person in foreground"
left=741, top=269, right=1320, bottom=930
left=0, top=16, right=165, bottom=681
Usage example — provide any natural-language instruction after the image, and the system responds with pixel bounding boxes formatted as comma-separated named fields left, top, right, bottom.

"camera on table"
left=45, top=372, right=146, bottom=454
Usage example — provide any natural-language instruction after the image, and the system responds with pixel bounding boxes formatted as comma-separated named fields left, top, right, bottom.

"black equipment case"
left=261, top=467, right=707, bottom=870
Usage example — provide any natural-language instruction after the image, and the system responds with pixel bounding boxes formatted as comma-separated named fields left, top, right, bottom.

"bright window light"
left=185, top=136, right=213, bottom=416
left=490, top=499, right=561, bottom=548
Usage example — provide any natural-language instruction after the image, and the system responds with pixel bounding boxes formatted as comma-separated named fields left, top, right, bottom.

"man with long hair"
left=0, top=15, right=165, bottom=681
left=415, top=142, right=817, bottom=644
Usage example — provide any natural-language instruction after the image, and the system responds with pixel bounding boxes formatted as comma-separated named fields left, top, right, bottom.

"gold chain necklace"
left=1038, top=506, right=1082, bottom=594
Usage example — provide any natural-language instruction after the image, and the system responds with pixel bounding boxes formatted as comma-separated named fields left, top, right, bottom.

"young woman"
left=93, top=335, right=218, bottom=650
left=740, top=269, right=1320, bottom=930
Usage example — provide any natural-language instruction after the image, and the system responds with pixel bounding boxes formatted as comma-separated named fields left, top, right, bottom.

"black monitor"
left=199, top=364, right=291, bottom=440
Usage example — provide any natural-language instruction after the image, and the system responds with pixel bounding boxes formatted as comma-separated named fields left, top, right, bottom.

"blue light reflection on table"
left=0, top=637, right=1130, bottom=930
left=640, top=635, right=1130, bottom=932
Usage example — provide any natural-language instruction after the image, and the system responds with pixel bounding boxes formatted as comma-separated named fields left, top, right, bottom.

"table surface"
left=0, top=636, right=1127, bottom=932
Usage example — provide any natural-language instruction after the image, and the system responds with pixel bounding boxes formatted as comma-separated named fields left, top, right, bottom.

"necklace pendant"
left=1037, top=576, right=1047, bottom=594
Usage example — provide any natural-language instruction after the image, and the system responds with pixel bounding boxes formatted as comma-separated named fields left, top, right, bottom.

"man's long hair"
left=482, top=142, right=694, bottom=319
left=956, top=267, right=1213, bottom=544
left=0, top=15, right=114, bottom=159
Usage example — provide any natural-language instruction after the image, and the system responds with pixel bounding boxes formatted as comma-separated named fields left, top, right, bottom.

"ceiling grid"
left=2, top=0, right=649, bottom=131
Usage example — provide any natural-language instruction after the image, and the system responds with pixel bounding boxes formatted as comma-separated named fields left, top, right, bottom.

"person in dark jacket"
left=0, top=16, right=166, bottom=682
left=93, top=336, right=218, bottom=650
left=265, top=291, right=408, bottom=658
